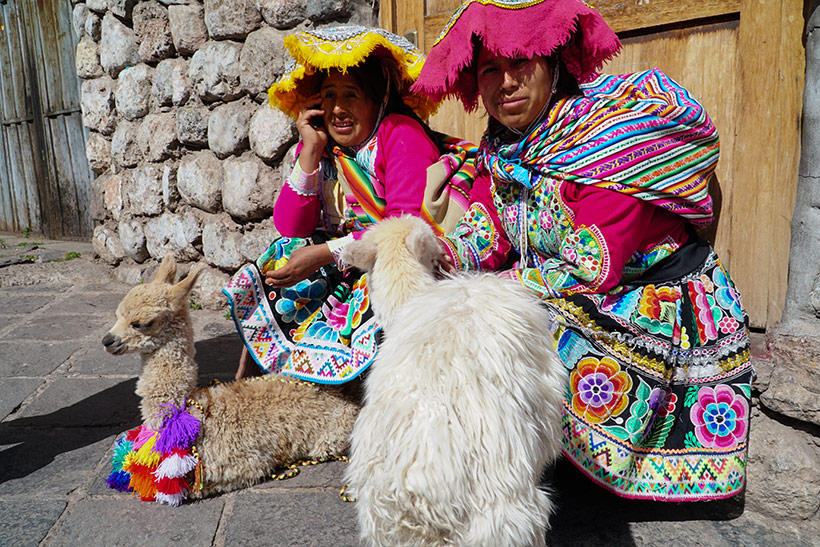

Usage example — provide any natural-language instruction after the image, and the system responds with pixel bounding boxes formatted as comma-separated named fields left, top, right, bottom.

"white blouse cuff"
left=287, top=160, right=319, bottom=196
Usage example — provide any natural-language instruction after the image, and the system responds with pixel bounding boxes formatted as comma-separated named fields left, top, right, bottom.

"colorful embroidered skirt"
left=547, top=250, right=753, bottom=501
left=223, top=235, right=379, bottom=384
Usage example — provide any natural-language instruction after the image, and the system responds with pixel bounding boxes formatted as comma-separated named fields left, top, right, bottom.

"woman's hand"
left=436, top=238, right=456, bottom=276
left=264, top=243, right=333, bottom=288
left=295, top=93, right=327, bottom=172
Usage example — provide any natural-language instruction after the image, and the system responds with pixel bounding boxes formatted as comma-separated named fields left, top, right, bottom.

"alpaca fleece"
left=341, top=216, right=566, bottom=547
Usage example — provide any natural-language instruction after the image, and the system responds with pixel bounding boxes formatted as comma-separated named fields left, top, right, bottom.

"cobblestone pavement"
left=0, top=233, right=816, bottom=546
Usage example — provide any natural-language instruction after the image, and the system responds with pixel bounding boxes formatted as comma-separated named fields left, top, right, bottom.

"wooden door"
left=381, top=0, right=805, bottom=329
left=0, top=0, right=93, bottom=239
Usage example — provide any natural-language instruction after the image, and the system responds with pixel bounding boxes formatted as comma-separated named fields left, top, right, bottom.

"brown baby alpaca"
left=102, top=255, right=360, bottom=498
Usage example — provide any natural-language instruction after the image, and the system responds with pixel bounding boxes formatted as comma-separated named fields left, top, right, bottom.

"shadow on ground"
left=549, top=457, right=744, bottom=545
left=0, top=332, right=241, bottom=486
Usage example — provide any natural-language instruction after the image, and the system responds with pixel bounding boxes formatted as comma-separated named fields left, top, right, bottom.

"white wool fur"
left=340, top=216, right=567, bottom=547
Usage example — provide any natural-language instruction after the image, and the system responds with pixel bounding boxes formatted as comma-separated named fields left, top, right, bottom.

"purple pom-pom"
left=154, top=402, right=200, bottom=455
left=106, top=470, right=133, bottom=492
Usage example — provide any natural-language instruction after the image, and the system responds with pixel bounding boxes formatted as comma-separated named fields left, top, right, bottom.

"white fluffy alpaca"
left=340, top=216, right=566, bottom=547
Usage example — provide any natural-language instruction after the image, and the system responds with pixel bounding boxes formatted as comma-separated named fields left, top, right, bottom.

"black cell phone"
left=310, top=115, right=324, bottom=129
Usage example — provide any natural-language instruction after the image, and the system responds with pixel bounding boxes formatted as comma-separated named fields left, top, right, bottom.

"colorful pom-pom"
left=132, top=425, right=158, bottom=450
left=154, top=450, right=198, bottom=479
left=106, top=470, right=133, bottom=492
left=154, top=403, right=201, bottom=454
left=156, top=491, right=187, bottom=507
left=156, top=475, right=188, bottom=495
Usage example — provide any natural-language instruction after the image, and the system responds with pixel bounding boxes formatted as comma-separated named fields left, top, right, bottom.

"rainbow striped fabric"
left=334, top=135, right=476, bottom=235
left=481, top=69, right=716, bottom=227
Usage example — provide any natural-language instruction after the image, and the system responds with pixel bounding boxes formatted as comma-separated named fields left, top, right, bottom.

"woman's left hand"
left=264, top=243, right=333, bottom=287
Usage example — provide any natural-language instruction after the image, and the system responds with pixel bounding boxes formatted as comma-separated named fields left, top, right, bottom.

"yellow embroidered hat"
left=268, top=25, right=439, bottom=120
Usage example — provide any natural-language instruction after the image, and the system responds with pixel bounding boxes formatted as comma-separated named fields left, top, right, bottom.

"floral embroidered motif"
left=275, top=279, right=328, bottom=323
left=634, top=285, right=680, bottom=336
left=346, top=275, right=370, bottom=330
left=570, top=357, right=633, bottom=423
left=690, top=385, right=748, bottom=449
left=713, top=265, right=744, bottom=322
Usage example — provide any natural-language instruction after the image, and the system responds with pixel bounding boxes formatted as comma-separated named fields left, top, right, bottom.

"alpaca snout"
left=102, top=332, right=125, bottom=355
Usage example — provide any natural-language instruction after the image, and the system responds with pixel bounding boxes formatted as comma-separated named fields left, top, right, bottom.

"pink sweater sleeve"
left=273, top=141, right=322, bottom=237
left=273, top=182, right=322, bottom=237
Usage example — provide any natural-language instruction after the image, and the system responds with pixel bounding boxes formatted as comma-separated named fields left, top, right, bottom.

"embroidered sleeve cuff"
left=328, top=234, right=355, bottom=269
left=287, top=161, right=320, bottom=196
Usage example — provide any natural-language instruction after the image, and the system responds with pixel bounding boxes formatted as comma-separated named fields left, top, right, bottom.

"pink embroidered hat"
left=412, top=0, right=622, bottom=111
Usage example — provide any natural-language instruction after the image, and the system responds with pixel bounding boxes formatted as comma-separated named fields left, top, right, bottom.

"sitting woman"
left=224, top=26, right=473, bottom=383
left=413, top=0, right=753, bottom=501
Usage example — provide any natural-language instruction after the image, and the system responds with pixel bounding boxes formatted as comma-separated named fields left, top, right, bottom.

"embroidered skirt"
left=547, top=249, right=753, bottom=501
left=223, top=234, right=379, bottom=384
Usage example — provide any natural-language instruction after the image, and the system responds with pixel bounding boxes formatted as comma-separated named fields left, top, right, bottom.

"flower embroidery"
left=324, top=296, right=351, bottom=331
left=713, top=266, right=745, bottom=322
left=346, top=275, right=370, bottom=330
left=635, top=285, right=679, bottom=336
left=690, top=385, right=748, bottom=449
left=570, top=357, right=633, bottom=423
left=688, top=279, right=718, bottom=344
left=656, top=390, right=678, bottom=418
left=274, top=279, right=327, bottom=324
left=306, top=321, right=340, bottom=343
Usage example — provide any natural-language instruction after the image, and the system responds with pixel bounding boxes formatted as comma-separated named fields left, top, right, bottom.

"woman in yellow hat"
left=224, top=26, right=475, bottom=383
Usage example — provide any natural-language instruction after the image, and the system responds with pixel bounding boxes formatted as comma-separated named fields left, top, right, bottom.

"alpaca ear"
left=339, top=236, right=378, bottom=271
left=154, top=254, right=177, bottom=285
left=170, top=263, right=204, bottom=310
left=406, top=220, right=441, bottom=270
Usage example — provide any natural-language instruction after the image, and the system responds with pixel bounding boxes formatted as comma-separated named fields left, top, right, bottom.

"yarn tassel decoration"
left=156, top=475, right=188, bottom=496
left=154, top=449, right=198, bottom=479
left=128, top=462, right=158, bottom=501
left=155, top=491, right=187, bottom=507
left=131, top=424, right=158, bottom=450
left=106, top=436, right=136, bottom=492
left=154, top=402, right=201, bottom=454
left=106, top=470, right=133, bottom=492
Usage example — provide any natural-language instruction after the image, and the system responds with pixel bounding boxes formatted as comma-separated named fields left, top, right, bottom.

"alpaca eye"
left=132, top=320, right=154, bottom=331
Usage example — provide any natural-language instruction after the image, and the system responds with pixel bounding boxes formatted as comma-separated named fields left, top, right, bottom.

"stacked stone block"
left=73, top=0, right=376, bottom=308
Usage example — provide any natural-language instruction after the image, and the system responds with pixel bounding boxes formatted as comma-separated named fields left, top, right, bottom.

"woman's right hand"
left=295, top=93, right=327, bottom=172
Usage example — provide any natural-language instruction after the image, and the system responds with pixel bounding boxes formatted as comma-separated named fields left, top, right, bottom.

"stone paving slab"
left=65, top=344, right=142, bottom=376
left=0, top=378, right=44, bottom=420
left=0, top=500, right=67, bottom=546
left=0, top=428, right=116, bottom=497
left=45, top=496, right=225, bottom=547
left=0, top=340, right=78, bottom=377
left=0, top=292, right=53, bottom=315
left=14, top=377, right=140, bottom=427
left=225, top=491, right=360, bottom=546
left=5, top=313, right=112, bottom=342
left=49, top=290, right=130, bottom=318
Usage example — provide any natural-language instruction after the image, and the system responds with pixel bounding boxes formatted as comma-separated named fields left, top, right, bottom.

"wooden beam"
left=423, top=0, right=741, bottom=50
left=594, top=0, right=740, bottom=34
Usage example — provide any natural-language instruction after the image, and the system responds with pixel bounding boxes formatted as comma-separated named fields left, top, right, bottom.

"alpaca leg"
left=463, top=490, right=552, bottom=547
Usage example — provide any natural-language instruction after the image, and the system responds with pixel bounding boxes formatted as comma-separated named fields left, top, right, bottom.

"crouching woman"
left=413, top=0, right=754, bottom=501
left=224, top=26, right=474, bottom=384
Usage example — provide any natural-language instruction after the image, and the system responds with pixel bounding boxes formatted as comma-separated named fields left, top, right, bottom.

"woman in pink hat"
left=414, top=0, right=753, bottom=502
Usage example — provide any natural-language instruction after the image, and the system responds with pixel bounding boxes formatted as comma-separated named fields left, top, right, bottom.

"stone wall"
left=73, top=0, right=377, bottom=308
